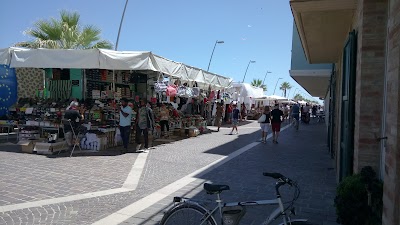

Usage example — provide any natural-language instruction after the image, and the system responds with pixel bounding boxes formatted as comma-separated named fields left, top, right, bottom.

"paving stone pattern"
left=0, top=147, right=137, bottom=206
left=0, top=120, right=338, bottom=225
left=126, top=121, right=338, bottom=225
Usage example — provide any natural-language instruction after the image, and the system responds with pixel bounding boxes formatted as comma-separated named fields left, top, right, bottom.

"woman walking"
left=260, top=106, right=271, bottom=143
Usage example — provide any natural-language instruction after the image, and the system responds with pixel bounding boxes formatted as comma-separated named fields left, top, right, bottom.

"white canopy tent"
left=98, top=49, right=159, bottom=71
left=280, top=100, right=296, bottom=104
left=298, top=100, right=308, bottom=105
left=229, top=83, right=266, bottom=106
left=10, top=48, right=100, bottom=69
left=265, top=95, right=288, bottom=101
left=1, top=47, right=233, bottom=90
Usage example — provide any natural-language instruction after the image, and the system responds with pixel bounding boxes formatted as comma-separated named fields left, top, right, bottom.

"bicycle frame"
left=166, top=175, right=308, bottom=225
left=175, top=195, right=290, bottom=225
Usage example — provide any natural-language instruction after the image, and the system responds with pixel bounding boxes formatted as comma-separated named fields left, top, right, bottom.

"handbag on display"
left=154, top=72, right=168, bottom=93
left=192, top=87, right=200, bottom=97
left=154, top=81, right=168, bottom=93
left=185, top=87, right=194, bottom=98
left=166, top=85, right=177, bottom=97
left=177, top=86, right=187, bottom=97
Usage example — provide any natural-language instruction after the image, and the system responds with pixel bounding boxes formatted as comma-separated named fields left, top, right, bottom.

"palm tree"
left=16, top=10, right=112, bottom=49
left=279, top=82, right=292, bottom=97
left=251, top=79, right=267, bottom=91
left=293, top=94, right=303, bottom=100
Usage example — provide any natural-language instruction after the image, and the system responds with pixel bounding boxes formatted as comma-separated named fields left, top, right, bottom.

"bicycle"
left=160, top=172, right=312, bottom=225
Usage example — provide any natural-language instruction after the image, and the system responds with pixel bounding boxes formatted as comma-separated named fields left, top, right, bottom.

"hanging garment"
left=49, top=80, right=72, bottom=100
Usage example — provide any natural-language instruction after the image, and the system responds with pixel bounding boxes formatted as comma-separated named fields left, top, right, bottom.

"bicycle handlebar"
left=263, top=172, right=295, bottom=186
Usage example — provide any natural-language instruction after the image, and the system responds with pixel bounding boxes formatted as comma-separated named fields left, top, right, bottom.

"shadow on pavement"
left=132, top=121, right=338, bottom=225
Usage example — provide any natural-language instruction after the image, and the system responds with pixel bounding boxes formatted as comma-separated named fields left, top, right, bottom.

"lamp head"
left=217, top=41, right=224, bottom=44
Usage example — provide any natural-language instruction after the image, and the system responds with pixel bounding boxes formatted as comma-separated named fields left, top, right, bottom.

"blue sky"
left=0, top=0, right=317, bottom=101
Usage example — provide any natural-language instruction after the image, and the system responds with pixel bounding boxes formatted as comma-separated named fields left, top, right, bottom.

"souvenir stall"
left=0, top=47, right=233, bottom=153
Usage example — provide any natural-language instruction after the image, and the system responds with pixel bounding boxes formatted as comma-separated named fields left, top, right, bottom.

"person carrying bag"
left=259, top=106, right=271, bottom=143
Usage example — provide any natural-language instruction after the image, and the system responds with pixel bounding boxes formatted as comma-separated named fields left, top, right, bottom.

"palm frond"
left=91, top=40, right=113, bottom=49
left=78, top=25, right=101, bottom=48
left=20, top=10, right=112, bottom=50
left=60, top=10, right=80, bottom=27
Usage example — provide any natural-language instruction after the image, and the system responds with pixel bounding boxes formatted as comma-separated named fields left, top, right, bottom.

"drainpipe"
left=378, top=0, right=390, bottom=180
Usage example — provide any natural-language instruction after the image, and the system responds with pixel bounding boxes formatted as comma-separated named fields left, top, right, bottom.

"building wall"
left=383, top=0, right=400, bottom=224
left=352, top=0, right=388, bottom=174
left=291, top=23, right=332, bottom=71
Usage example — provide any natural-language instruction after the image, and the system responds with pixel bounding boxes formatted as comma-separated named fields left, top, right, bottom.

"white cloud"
left=248, top=25, right=252, bottom=28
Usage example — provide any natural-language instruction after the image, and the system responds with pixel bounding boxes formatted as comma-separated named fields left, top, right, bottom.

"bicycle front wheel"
left=160, top=203, right=217, bottom=225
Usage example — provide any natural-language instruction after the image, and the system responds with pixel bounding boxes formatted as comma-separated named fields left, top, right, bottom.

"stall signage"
left=72, top=80, right=80, bottom=86
left=92, top=90, right=101, bottom=99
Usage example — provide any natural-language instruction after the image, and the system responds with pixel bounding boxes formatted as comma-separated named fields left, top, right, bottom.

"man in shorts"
left=270, top=104, right=284, bottom=144
left=229, top=103, right=241, bottom=135
left=291, top=102, right=300, bottom=130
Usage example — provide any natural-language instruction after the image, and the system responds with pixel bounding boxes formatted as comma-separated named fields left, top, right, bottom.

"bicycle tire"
left=159, top=203, right=217, bottom=225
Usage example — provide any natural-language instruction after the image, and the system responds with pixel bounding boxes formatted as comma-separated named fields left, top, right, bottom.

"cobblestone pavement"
left=0, top=120, right=338, bottom=225
left=122, top=120, right=338, bottom=225
left=0, top=146, right=137, bottom=206
left=0, top=121, right=263, bottom=224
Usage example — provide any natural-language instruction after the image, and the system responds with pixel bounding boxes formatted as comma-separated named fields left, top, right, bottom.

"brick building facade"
left=290, top=0, right=400, bottom=224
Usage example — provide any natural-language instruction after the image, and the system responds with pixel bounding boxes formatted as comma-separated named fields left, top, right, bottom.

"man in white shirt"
left=119, top=98, right=133, bottom=154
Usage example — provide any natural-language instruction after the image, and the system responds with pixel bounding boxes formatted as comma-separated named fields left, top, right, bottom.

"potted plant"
left=334, top=166, right=383, bottom=225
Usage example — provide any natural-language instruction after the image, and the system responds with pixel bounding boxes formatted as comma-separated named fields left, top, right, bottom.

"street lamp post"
left=242, top=60, right=256, bottom=83
left=273, top=78, right=282, bottom=95
left=207, top=40, right=224, bottom=71
left=115, top=0, right=129, bottom=51
left=112, top=0, right=129, bottom=129
left=262, top=71, right=272, bottom=86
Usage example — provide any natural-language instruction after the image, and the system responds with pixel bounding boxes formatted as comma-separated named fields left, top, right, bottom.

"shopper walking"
left=64, top=101, right=83, bottom=151
left=135, top=99, right=155, bottom=151
left=215, top=102, right=224, bottom=132
left=291, top=102, right=300, bottom=130
left=119, top=98, right=133, bottom=154
left=159, top=103, right=170, bottom=137
left=270, top=104, right=284, bottom=144
left=259, top=106, right=271, bottom=143
left=226, top=103, right=233, bottom=123
left=229, top=103, right=241, bottom=135
left=241, top=103, right=247, bottom=121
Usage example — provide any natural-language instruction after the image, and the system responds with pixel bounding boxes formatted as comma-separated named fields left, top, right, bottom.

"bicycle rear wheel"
left=160, top=203, right=217, bottom=225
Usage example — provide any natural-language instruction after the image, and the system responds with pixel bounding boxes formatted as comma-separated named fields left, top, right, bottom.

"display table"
left=0, top=120, right=17, bottom=141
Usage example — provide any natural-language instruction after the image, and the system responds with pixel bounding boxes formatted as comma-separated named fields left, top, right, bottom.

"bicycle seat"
left=203, top=183, right=230, bottom=194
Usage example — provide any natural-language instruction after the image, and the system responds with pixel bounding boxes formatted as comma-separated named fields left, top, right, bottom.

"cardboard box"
left=18, top=140, right=35, bottom=153
left=34, top=141, right=68, bottom=155
left=188, top=128, right=200, bottom=137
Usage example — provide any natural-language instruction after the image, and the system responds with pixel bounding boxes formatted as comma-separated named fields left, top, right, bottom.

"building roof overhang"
left=290, top=0, right=357, bottom=63
left=289, top=69, right=331, bottom=98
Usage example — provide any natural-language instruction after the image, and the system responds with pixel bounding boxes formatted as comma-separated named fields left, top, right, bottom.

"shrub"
left=334, top=166, right=383, bottom=225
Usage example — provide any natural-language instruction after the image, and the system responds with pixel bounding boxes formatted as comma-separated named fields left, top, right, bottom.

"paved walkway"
left=96, top=120, right=338, bottom=225
left=0, top=119, right=337, bottom=225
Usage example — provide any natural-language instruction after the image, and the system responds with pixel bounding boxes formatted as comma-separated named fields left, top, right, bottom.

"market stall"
left=0, top=47, right=233, bottom=153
